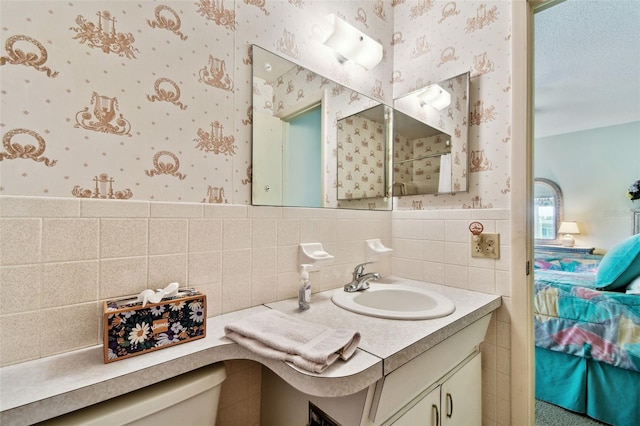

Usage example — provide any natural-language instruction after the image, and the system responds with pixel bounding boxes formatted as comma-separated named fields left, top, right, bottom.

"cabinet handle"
left=432, top=404, right=440, bottom=426
left=446, top=392, right=453, bottom=418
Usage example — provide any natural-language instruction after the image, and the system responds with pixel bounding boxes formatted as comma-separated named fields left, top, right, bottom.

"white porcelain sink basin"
left=331, top=283, right=455, bottom=320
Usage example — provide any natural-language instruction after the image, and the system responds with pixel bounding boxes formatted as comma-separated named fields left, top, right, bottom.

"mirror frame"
left=534, top=178, right=563, bottom=245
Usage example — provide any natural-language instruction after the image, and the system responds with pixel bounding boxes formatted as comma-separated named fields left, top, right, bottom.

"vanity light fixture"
left=558, top=221, right=581, bottom=247
left=417, top=84, right=451, bottom=111
left=323, top=14, right=383, bottom=70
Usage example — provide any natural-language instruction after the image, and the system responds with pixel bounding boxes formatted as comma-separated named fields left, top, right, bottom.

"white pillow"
left=626, top=275, right=640, bottom=295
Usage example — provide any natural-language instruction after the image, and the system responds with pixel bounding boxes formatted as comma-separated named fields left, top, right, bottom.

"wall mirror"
left=534, top=178, right=563, bottom=244
left=251, top=45, right=392, bottom=210
left=392, top=72, right=470, bottom=196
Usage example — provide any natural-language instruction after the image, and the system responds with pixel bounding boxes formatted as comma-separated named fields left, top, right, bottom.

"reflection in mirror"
left=251, top=45, right=391, bottom=210
left=534, top=178, right=563, bottom=244
left=337, top=105, right=390, bottom=201
left=392, top=72, right=470, bottom=196
left=392, top=109, right=452, bottom=196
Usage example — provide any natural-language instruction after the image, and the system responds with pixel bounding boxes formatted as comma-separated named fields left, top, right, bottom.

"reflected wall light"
left=417, top=84, right=451, bottom=110
left=558, top=221, right=581, bottom=247
left=323, top=14, right=383, bottom=70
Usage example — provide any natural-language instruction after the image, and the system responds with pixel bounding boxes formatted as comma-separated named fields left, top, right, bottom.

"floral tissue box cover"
left=103, top=289, right=206, bottom=363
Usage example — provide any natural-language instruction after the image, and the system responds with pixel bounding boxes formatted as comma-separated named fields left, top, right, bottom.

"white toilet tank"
left=41, top=363, right=226, bottom=426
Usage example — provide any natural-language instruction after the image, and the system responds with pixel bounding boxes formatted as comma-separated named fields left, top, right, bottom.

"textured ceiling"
left=534, top=0, right=640, bottom=138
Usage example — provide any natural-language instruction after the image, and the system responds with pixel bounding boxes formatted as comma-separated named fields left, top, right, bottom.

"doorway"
left=283, top=104, right=323, bottom=207
left=531, top=0, right=640, bottom=424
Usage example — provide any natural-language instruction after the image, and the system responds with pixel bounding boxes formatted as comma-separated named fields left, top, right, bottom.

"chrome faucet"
left=344, top=262, right=380, bottom=292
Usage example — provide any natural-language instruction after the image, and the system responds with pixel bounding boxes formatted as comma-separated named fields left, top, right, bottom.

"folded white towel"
left=224, top=310, right=361, bottom=373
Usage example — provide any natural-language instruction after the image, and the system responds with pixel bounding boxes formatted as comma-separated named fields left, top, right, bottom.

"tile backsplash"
left=0, top=195, right=510, bottom=425
left=392, top=207, right=511, bottom=426
left=0, top=195, right=392, bottom=366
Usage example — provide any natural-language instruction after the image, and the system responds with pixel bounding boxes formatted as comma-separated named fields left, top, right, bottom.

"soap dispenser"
left=298, top=264, right=312, bottom=311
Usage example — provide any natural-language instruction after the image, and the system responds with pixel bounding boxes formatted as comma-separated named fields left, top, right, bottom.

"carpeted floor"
left=535, top=399, right=609, bottom=426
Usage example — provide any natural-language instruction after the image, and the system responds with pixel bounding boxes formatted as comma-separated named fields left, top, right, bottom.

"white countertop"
left=267, top=277, right=502, bottom=374
left=0, top=277, right=501, bottom=425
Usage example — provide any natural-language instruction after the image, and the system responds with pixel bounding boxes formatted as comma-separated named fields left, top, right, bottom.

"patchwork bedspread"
left=534, top=269, right=640, bottom=372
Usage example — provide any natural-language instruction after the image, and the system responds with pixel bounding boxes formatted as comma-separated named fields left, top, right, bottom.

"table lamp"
left=558, top=221, right=580, bottom=247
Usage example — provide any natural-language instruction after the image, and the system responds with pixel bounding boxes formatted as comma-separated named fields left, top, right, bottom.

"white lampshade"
left=323, top=14, right=383, bottom=70
left=417, top=84, right=451, bottom=110
left=558, top=221, right=580, bottom=247
left=558, top=221, right=581, bottom=235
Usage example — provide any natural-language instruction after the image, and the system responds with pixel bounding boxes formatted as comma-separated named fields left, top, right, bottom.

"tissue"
left=104, top=287, right=206, bottom=363
left=136, top=282, right=179, bottom=307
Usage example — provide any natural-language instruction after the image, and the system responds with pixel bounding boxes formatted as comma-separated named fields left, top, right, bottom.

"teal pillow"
left=596, top=234, right=640, bottom=290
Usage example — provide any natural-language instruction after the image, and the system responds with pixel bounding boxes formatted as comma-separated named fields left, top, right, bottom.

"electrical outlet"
left=471, top=233, right=500, bottom=259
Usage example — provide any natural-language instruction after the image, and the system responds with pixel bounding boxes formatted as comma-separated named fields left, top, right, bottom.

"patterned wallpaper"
left=1, top=0, right=511, bottom=210
left=0, top=0, right=394, bottom=205
left=336, top=111, right=386, bottom=200
left=394, top=132, right=451, bottom=194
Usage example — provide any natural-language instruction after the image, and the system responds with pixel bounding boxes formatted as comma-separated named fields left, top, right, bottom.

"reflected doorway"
left=283, top=105, right=322, bottom=207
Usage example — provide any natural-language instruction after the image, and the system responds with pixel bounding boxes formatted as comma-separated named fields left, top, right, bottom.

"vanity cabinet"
left=262, top=315, right=490, bottom=426
left=262, top=349, right=483, bottom=426
left=370, top=315, right=489, bottom=425
left=390, top=352, right=481, bottom=426
left=390, top=387, right=439, bottom=426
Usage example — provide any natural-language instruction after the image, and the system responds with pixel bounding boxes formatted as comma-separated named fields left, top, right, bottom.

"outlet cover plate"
left=471, top=233, right=500, bottom=259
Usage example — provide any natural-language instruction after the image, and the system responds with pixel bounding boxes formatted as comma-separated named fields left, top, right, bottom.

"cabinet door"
left=391, top=387, right=440, bottom=426
left=441, top=352, right=481, bottom=426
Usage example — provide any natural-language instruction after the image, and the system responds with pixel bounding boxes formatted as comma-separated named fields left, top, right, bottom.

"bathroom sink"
left=331, top=283, right=455, bottom=320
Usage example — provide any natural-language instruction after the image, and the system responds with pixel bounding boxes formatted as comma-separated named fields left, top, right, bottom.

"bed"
left=534, top=236, right=640, bottom=426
